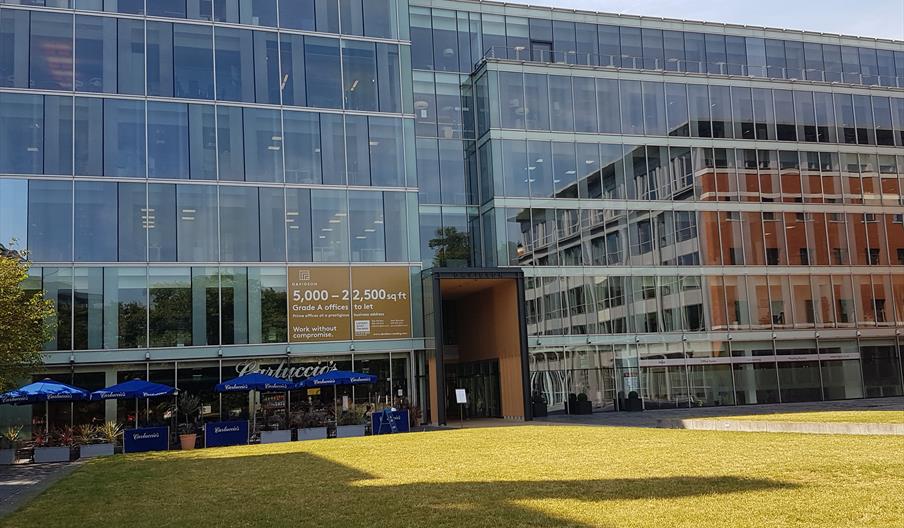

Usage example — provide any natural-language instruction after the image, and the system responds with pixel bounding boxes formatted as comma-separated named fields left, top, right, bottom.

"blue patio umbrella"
left=215, top=373, right=295, bottom=431
left=296, top=371, right=377, bottom=427
left=0, top=379, right=89, bottom=433
left=91, top=379, right=177, bottom=427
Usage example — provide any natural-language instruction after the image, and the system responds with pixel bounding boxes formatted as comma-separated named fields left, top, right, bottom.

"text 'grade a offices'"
left=288, top=266, right=412, bottom=342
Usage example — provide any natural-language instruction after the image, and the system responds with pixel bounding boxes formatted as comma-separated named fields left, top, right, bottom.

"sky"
left=519, top=0, right=904, bottom=40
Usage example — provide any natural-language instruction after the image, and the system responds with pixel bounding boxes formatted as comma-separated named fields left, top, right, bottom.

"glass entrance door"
left=445, top=360, right=501, bottom=419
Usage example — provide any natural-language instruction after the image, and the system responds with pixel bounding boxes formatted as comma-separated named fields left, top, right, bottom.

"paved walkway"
left=535, top=397, right=904, bottom=429
left=0, top=461, right=80, bottom=519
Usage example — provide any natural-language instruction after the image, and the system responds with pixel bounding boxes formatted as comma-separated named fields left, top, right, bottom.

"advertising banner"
left=123, top=427, right=169, bottom=453
left=351, top=267, right=412, bottom=340
left=288, top=266, right=411, bottom=343
left=371, top=409, right=411, bottom=435
left=288, top=267, right=352, bottom=342
left=204, top=421, right=249, bottom=448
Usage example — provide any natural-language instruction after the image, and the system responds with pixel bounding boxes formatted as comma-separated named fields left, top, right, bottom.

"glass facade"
left=410, top=1, right=904, bottom=411
left=1, top=0, right=904, bottom=425
left=0, top=0, right=422, bottom=430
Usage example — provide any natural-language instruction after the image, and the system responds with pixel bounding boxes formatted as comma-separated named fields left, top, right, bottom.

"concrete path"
left=0, top=461, right=81, bottom=519
left=535, top=397, right=904, bottom=431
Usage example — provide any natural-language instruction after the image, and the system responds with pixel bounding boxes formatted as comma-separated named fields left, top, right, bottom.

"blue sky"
left=521, top=0, right=904, bottom=40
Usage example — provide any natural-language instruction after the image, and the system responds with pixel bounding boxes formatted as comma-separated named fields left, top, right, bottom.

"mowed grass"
left=3, top=425, right=904, bottom=528
left=709, top=410, right=904, bottom=424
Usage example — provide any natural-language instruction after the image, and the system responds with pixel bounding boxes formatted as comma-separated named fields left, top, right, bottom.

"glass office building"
left=1, top=0, right=903, bottom=427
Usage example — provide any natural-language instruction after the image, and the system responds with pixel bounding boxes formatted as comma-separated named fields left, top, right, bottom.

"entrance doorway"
left=425, top=269, right=530, bottom=425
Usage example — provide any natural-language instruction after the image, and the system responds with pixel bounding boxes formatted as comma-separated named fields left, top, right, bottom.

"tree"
left=0, top=246, right=55, bottom=391
left=428, top=227, right=471, bottom=268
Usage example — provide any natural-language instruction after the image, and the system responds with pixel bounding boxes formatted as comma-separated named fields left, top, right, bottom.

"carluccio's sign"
left=288, top=266, right=411, bottom=343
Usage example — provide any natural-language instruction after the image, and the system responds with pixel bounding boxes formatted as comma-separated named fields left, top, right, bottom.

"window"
left=548, top=76, right=574, bottom=131
left=118, top=19, right=145, bottom=95
left=259, top=188, right=286, bottom=262
left=343, top=40, right=378, bottom=111
left=175, top=184, right=218, bottom=262
left=619, top=27, right=641, bottom=69
left=312, top=189, right=349, bottom=262
left=573, top=77, right=598, bottom=133
left=284, top=111, right=321, bottom=184
left=524, top=74, right=549, bottom=131
left=101, top=268, right=147, bottom=350
left=704, top=34, right=726, bottom=74
left=27, top=179, right=72, bottom=262
left=0, top=9, right=30, bottom=88
left=216, top=105, right=245, bottom=181
left=30, top=11, right=73, bottom=91
left=641, top=28, right=663, bottom=70
left=377, top=43, right=402, bottom=113
left=118, top=183, right=147, bottom=262
left=431, top=9, right=458, bottom=71
left=409, top=7, right=433, bottom=70
left=148, top=268, right=192, bottom=348
left=104, top=99, right=146, bottom=178
left=286, top=188, right=313, bottom=262
left=75, top=15, right=117, bottom=94
left=369, top=117, right=405, bottom=187
left=188, top=104, right=217, bottom=180
left=279, top=34, right=306, bottom=107
left=345, top=115, right=371, bottom=186
left=363, top=0, right=396, bottom=38
left=657, top=84, right=687, bottom=139
left=279, top=0, right=315, bottom=31
left=320, top=114, right=346, bottom=185
left=219, top=186, right=260, bottom=262
left=173, top=24, right=214, bottom=99
left=242, top=108, right=284, bottom=183
left=349, top=191, right=386, bottom=262
left=662, top=30, right=684, bottom=72
left=0, top=93, right=43, bottom=175
left=306, top=37, right=342, bottom=108
left=148, top=102, right=189, bottom=180
left=215, top=27, right=254, bottom=102
left=148, top=0, right=186, bottom=18
left=73, top=181, right=118, bottom=262
left=240, top=0, right=277, bottom=27
left=643, top=82, right=666, bottom=136
left=620, top=80, right=643, bottom=135
left=254, top=31, right=280, bottom=105
left=147, top=22, right=175, bottom=97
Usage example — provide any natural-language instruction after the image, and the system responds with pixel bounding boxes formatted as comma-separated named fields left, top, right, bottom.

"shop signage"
left=204, top=421, right=249, bottom=448
left=288, top=266, right=411, bottom=343
left=234, top=360, right=337, bottom=381
left=123, top=427, right=169, bottom=453
left=372, top=409, right=410, bottom=434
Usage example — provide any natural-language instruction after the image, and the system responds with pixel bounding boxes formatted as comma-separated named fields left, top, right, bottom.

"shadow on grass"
left=9, top=449, right=800, bottom=528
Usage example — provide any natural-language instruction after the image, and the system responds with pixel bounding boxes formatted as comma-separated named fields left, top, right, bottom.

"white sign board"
left=455, top=389, right=467, bottom=404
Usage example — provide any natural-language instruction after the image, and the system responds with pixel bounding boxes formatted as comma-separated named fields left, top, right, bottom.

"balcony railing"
left=480, top=46, right=904, bottom=89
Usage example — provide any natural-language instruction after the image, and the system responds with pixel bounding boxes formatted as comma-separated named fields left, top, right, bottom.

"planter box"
left=568, top=400, right=593, bottom=415
left=532, top=402, right=548, bottom=418
left=296, top=427, right=327, bottom=441
left=0, top=448, right=16, bottom=465
left=336, top=424, right=366, bottom=438
left=260, top=430, right=291, bottom=444
left=80, top=443, right=115, bottom=458
left=34, top=446, right=71, bottom=463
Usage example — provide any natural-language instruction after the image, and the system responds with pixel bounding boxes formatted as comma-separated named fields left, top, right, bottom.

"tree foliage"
left=428, top=227, right=471, bottom=267
left=0, top=248, right=54, bottom=391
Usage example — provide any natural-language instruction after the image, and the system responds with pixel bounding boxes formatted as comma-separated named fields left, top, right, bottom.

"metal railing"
left=480, top=46, right=904, bottom=89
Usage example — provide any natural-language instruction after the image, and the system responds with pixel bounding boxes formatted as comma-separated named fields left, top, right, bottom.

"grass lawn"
left=3, top=425, right=903, bottom=528
left=712, top=410, right=904, bottom=424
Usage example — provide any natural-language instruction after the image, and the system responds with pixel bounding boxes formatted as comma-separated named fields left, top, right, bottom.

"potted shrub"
left=0, top=426, right=22, bottom=465
left=336, top=407, right=366, bottom=438
left=80, top=423, right=118, bottom=458
left=177, top=393, right=201, bottom=450
left=531, top=391, right=548, bottom=418
left=296, top=410, right=327, bottom=441
left=574, top=393, right=593, bottom=415
left=34, top=427, right=72, bottom=463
